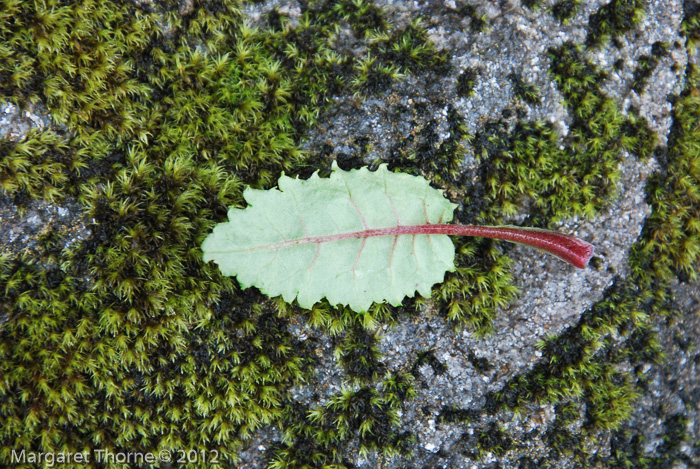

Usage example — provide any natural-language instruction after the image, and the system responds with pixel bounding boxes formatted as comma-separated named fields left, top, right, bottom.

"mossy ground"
left=0, top=0, right=698, bottom=467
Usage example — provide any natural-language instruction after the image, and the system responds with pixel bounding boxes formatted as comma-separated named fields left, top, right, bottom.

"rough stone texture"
left=0, top=197, right=89, bottom=254
left=2, top=0, right=698, bottom=467
left=0, top=102, right=50, bottom=141
left=621, top=279, right=700, bottom=464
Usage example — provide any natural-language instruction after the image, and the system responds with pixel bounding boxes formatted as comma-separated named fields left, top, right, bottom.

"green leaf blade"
left=202, top=163, right=458, bottom=312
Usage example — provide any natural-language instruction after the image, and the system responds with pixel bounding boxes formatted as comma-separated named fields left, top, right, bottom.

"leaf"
left=202, top=163, right=457, bottom=312
left=202, top=163, right=595, bottom=312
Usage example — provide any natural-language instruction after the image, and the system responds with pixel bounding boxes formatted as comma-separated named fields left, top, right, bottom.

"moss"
left=268, top=402, right=356, bottom=468
left=475, top=423, right=513, bottom=457
left=335, top=328, right=385, bottom=383
left=438, top=406, right=480, bottom=424
left=522, top=0, right=544, bottom=10
left=390, top=105, right=471, bottom=188
left=433, top=237, right=519, bottom=335
left=411, top=349, right=448, bottom=377
left=466, top=349, right=494, bottom=373
left=476, top=43, right=655, bottom=227
left=613, top=57, right=625, bottom=72
left=508, top=72, right=541, bottom=105
left=551, top=0, right=582, bottom=23
left=2, top=0, right=476, bottom=461
left=607, top=414, right=693, bottom=468
left=271, top=383, right=414, bottom=467
left=260, top=2, right=447, bottom=101
left=0, top=0, right=153, bottom=136
left=516, top=456, right=542, bottom=468
left=351, top=54, right=404, bottom=95
left=682, top=1, right=700, bottom=53
left=0, top=129, right=84, bottom=202
left=457, top=3, right=489, bottom=33
left=346, top=101, right=522, bottom=335
left=476, top=119, right=602, bottom=223
left=455, top=67, right=478, bottom=98
left=382, top=371, right=417, bottom=407
left=631, top=65, right=700, bottom=283
left=631, top=42, right=669, bottom=94
left=544, top=425, right=583, bottom=460
left=586, top=0, right=647, bottom=48
left=316, top=0, right=387, bottom=34
left=276, top=297, right=411, bottom=338
left=344, top=16, right=452, bottom=95
left=478, top=278, right=651, bottom=431
left=366, top=18, right=450, bottom=75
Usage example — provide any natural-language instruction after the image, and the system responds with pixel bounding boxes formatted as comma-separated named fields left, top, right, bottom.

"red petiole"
left=397, top=224, right=595, bottom=269
left=271, top=224, right=595, bottom=269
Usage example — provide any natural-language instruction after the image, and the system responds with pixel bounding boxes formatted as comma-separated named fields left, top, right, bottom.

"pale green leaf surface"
left=202, top=163, right=458, bottom=312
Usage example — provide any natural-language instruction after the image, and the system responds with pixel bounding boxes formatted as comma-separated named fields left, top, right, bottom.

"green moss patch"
left=586, top=0, right=647, bottom=48
left=683, top=1, right=700, bottom=53
left=477, top=42, right=655, bottom=227
left=551, top=0, right=582, bottom=24
left=631, top=41, right=670, bottom=94
left=270, top=374, right=415, bottom=467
